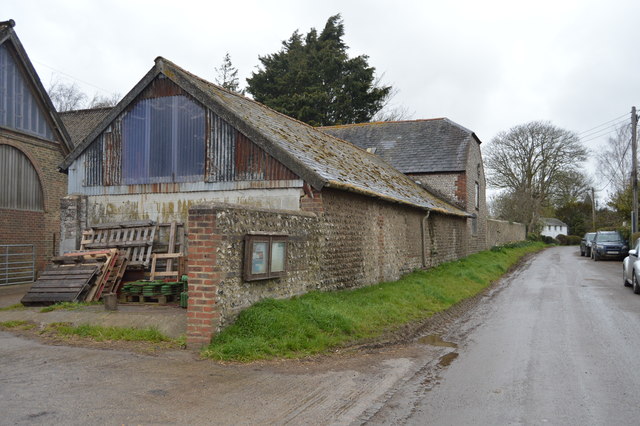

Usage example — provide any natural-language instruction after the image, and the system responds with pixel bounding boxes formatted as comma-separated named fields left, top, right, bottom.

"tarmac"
left=0, top=282, right=186, bottom=338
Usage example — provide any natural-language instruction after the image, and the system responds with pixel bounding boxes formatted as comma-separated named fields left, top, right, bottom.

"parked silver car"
left=622, top=238, right=640, bottom=294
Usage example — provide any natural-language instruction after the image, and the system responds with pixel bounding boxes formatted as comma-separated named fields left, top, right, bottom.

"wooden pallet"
left=62, top=249, right=119, bottom=302
left=21, top=263, right=98, bottom=306
left=150, top=253, right=184, bottom=281
left=80, top=221, right=158, bottom=267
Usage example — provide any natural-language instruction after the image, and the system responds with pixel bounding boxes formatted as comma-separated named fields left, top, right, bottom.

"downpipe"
left=421, top=210, right=431, bottom=268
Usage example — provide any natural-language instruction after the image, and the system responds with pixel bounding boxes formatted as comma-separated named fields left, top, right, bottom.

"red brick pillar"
left=186, top=207, right=221, bottom=349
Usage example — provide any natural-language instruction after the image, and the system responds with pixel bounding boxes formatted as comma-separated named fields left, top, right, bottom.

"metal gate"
left=0, top=244, right=35, bottom=286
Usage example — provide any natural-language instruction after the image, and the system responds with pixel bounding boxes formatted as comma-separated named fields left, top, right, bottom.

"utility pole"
left=632, top=106, right=638, bottom=234
left=591, top=187, right=596, bottom=231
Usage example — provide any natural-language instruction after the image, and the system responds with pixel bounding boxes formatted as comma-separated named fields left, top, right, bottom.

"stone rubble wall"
left=487, top=219, right=527, bottom=248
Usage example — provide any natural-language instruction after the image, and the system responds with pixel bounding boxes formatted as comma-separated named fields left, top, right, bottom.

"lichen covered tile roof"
left=59, top=107, right=113, bottom=147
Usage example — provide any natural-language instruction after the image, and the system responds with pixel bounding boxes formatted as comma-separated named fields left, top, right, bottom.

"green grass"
left=39, top=301, right=100, bottom=313
left=43, top=322, right=172, bottom=343
left=0, top=303, right=27, bottom=311
left=203, top=241, right=545, bottom=362
left=0, top=320, right=36, bottom=330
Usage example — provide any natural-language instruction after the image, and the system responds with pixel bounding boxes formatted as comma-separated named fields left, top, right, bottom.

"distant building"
left=540, top=218, right=568, bottom=238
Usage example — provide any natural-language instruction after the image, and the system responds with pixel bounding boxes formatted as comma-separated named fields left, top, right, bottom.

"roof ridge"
left=157, top=56, right=376, bottom=158
left=59, top=106, right=114, bottom=115
left=319, top=118, right=447, bottom=130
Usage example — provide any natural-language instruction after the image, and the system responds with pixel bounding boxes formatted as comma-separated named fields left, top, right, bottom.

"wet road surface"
left=370, top=246, right=640, bottom=425
left=2, top=246, right=638, bottom=425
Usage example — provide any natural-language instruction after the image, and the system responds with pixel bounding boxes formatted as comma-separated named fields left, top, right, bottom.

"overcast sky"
left=5, top=0, right=639, bottom=197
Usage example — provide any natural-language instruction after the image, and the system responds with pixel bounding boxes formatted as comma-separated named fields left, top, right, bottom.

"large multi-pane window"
left=121, top=95, right=205, bottom=184
left=0, top=144, right=43, bottom=211
left=0, top=44, right=53, bottom=140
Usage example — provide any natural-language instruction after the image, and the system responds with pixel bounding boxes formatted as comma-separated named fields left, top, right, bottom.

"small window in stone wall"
left=244, top=234, right=288, bottom=281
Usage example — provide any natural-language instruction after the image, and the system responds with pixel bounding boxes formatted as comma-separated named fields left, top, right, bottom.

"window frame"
left=243, top=233, right=288, bottom=281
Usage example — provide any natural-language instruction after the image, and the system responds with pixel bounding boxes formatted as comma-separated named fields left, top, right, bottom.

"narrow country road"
left=370, top=246, right=640, bottom=425
left=1, top=246, right=638, bottom=425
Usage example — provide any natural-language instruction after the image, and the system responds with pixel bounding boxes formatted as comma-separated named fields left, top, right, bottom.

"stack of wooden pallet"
left=21, top=249, right=128, bottom=306
left=21, top=220, right=186, bottom=306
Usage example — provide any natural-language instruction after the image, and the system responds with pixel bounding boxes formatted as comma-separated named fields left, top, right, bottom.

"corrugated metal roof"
left=59, top=107, right=112, bottom=147
left=62, top=57, right=468, bottom=217
left=320, top=119, right=481, bottom=174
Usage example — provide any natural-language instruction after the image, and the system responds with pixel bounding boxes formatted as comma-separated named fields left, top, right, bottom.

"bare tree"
left=214, top=52, right=243, bottom=94
left=48, top=75, right=120, bottom=112
left=370, top=80, right=414, bottom=122
left=550, top=170, right=592, bottom=208
left=87, top=92, right=121, bottom=108
left=485, top=121, right=588, bottom=229
left=596, top=123, right=632, bottom=194
left=48, top=77, right=87, bottom=112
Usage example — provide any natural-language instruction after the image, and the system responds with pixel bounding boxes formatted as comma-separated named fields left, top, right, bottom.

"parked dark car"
left=580, top=232, right=596, bottom=257
left=591, top=231, right=628, bottom=261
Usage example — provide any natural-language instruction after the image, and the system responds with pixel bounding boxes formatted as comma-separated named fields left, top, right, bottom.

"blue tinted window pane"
left=149, top=97, right=173, bottom=179
left=122, top=101, right=148, bottom=184
left=121, top=94, right=204, bottom=183
left=176, top=96, right=205, bottom=179
left=0, top=44, right=54, bottom=140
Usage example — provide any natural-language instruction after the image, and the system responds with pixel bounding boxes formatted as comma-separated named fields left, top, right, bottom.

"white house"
left=540, top=217, right=568, bottom=238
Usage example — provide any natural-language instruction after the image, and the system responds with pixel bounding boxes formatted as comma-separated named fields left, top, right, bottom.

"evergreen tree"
left=246, top=14, right=391, bottom=126
left=214, top=52, right=243, bottom=94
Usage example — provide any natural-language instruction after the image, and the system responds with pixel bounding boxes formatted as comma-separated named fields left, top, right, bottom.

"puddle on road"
left=417, top=334, right=457, bottom=348
left=437, top=352, right=459, bottom=367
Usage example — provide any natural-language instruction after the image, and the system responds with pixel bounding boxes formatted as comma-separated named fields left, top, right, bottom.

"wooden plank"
left=22, top=294, right=80, bottom=303
left=43, top=267, right=98, bottom=275
left=82, top=241, right=152, bottom=249
left=152, top=253, right=183, bottom=259
left=166, top=221, right=177, bottom=271
left=26, top=287, right=85, bottom=293
left=90, top=220, right=154, bottom=229
left=144, top=225, right=157, bottom=267
left=150, top=271, right=181, bottom=277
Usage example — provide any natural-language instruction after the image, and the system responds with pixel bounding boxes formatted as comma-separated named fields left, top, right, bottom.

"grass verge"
left=203, top=241, right=546, bottom=362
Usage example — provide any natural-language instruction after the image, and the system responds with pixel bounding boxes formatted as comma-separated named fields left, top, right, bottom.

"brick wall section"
left=0, top=208, right=45, bottom=272
left=186, top=191, right=470, bottom=346
left=487, top=219, right=527, bottom=247
left=186, top=204, right=322, bottom=347
left=0, top=130, right=67, bottom=272
left=186, top=207, right=222, bottom=348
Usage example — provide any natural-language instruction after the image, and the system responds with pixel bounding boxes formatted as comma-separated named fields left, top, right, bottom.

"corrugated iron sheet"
left=206, top=110, right=297, bottom=182
left=0, top=144, right=43, bottom=211
left=84, top=134, right=103, bottom=186
left=103, top=120, right=122, bottom=186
